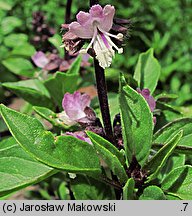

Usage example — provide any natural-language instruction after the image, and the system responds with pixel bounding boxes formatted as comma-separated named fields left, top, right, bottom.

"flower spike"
left=62, top=4, right=124, bottom=69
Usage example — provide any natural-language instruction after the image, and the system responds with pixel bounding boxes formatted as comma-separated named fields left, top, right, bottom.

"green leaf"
left=166, top=194, right=181, bottom=200
left=39, top=189, right=52, bottom=200
left=2, top=79, right=53, bottom=109
left=0, top=105, right=101, bottom=176
left=2, top=58, right=34, bottom=77
left=153, top=118, right=192, bottom=147
left=87, top=131, right=125, bottom=165
left=11, top=43, right=36, bottom=57
left=1, top=16, right=22, bottom=35
left=105, top=68, right=120, bottom=81
left=33, top=106, right=55, bottom=120
left=119, top=74, right=153, bottom=166
left=162, top=165, right=192, bottom=200
left=156, top=101, right=181, bottom=114
left=0, top=1, right=12, bottom=10
left=158, top=154, right=185, bottom=181
left=144, top=131, right=183, bottom=182
left=44, top=72, right=78, bottom=110
left=123, top=178, right=135, bottom=200
left=71, top=175, right=115, bottom=200
left=133, top=48, right=161, bottom=94
left=67, top=55, right=82, bottom=75
left=161, top=57, right=187, bottom=82
left=96, top=93, right=119, bottom=123
left=33, top=106, right=67, bottom=129
left=4, top=34, right=28, bottom=47
left=48, top=34, right=64, bottom=57
left=58, top=182, right=69, bottom=200
left=139, top=186, right=166, bottom=200
left=87, top=132, right=127, bottom=184
left=0, top=118, right=7, bottom=133
left=0, top=137, right=56, bottom=197
left=155, top=93, right=178, bottom=102
left=108, top=93, right=119, bottom=122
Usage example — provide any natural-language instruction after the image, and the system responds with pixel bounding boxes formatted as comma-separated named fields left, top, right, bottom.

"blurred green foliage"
left=109, top=0, right=192, bottom=107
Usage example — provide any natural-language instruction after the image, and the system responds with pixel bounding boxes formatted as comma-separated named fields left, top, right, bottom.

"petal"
left=141, top=89, right=156, bottom=112
left=62, top=91, right=87, bottom=120
left=147, top=95, right=156, bottom=112
left=59, top=60, right=71, bottom=71
left=69, top=21, right=93, bottom=39
left=137, top=88, right=156, bottom=112
left=82, top=53, right=90, bottom=62
left=136, top=88, right=142, bottom=94
left=99, top=5, right=115, bottom=32
left=81, top=93, right=91, bottom=109
left=57, top=111, right=76, bottom=126
left=44, top=62, right=59, bottom=71
left=77, top=108, right=96, bottom=125
left=76, top=11, right=90, bottom=25
left=89, top=4, right=103, bottom=18
left=141, top=89, right=150, bottom=97
left=62, top=30, right=78, bottom=40
left=66, top=131, right=92, bottom=144
left=31, top=51, right=49, bottom=68
left=93, top=35, right=115, bottom=69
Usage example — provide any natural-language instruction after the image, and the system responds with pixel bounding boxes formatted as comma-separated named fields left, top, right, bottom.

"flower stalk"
left=89, top=0, right=114, bottom=143
left=65, top=0, right=72, bottom=24
left=90, top=0, right=99, bottom=6
left=93, top=54, right=114, bottom=143
left=64, top=0, right=73, bottom=60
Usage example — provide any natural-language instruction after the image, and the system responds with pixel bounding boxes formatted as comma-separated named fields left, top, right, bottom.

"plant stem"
left=65, top=0, right=72, bottom=24
left=90, top=0, right=99, bottom=6
left=64, top=0, right=72, bottom=60
left=100, top=175, right=122, bottom=191
left=89, top=0, right=114, bottom=143
left=94, top=59, right=114, bottom=143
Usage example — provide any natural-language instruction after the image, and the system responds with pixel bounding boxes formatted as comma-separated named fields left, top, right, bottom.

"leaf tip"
left=119, top=73, right=127, bottom=90
left=0, top=103, right=6, bottom=111
left=177, top=130, right=183, bottom=139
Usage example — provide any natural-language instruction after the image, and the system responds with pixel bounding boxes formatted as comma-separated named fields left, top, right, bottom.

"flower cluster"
left=57, top=91, right=105, bottom=144
left=31, top=11, right=55, bottom=52
left=62, top=4, right=125, bottom=69
left=57, top=91, right=96, bottom=126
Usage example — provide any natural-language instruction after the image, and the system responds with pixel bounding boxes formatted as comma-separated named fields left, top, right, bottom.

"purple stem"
left=90, top=0, right=114, bottom=143
left=93, top=58, right=114, bottom=143
left=90, top=0, right=99, bottom=5
left=65, top=0, right=72, bottom=24
left=64, top=0, right=72, bottom=60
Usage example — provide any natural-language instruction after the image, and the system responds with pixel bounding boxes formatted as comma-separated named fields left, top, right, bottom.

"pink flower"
left=66, top=131, right=92, bottom=144
left=32, top=51, right=49, bottom=68
left=57, top=91, right=95, bottom=126
left=137, top=88, right=156, bottom=112
left=63, top=91, right=90, bottom=120
left=62, top=4, right=123, bottom=69
left=137, top=88, right=156, bottom=124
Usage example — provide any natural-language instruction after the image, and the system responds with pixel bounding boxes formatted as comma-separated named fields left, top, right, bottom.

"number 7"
left=183, top=203, right=188, bottom=211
